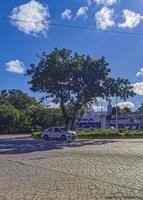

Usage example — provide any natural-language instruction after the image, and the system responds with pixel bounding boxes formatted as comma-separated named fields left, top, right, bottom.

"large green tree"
left=27, top=48, right=134, bottom=129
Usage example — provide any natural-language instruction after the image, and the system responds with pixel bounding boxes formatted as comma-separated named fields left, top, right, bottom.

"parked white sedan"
left=41, top=127, right=76, bottom=140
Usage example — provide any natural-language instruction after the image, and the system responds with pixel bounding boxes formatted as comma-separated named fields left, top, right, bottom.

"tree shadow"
left=64, top=139, right=118, bottom=148
left=0, top=136, right=118, bottom=154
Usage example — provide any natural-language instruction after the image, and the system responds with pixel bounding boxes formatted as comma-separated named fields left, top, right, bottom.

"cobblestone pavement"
left=1, top=135, right=143, bottom=199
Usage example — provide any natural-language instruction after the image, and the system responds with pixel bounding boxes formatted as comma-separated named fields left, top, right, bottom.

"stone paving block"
left=1, top=136, right=143, bottom=199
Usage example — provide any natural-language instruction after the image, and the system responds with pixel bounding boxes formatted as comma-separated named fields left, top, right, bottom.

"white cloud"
left=93, top=0, right=119, bottom=6
left=92, top=97, right=106, bottom=111
left=10, top=0, right=50, bottom=36
left=93, top=105, right=105, bottom=111
left=48, top=102, right=60, bottom=109
left=118, top=10, right=143, bottom=28
left=61, top=9, right=72, bottom=20
left=136, top=68, right=143, bottom=77
left=95, top=7, right=115, bottom=30
left=76, top=6, right=88, bottom=18
left=116, top=101, right=134, bottom=110
left=6, top=60, right=25, bottom=74
left=132, top=82, right=143, bottom=95
left=96, top=97, right=106, bottom=103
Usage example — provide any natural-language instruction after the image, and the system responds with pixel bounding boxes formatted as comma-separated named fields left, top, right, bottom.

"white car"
left=41, top=127, right=76, bottom=140
left=106, top=126, right=115, bottom=130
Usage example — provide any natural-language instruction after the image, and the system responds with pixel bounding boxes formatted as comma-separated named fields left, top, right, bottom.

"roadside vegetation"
left=0, top=89, right=62, bottom=134
left=27, top=48, right=134, bottom=130
left=32, top=129, right=143, bottom=139
left=77, top=129, right=143, bottom=139
left=0, top=48, right=139, bottom=134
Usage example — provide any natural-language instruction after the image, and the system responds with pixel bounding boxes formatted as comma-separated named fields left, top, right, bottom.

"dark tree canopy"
left=0, top=89, right=37, bottom=110
left=0, top=89, right=62, bottom=133
left=0, top=103, right=20, bottom=133
left=112, top=106, right=132, bottom=115
left=27, top=48, right=135, bottom=129
left=103, top=77, right=134, bottom=100
left=135, top=103, right=143, bottom=114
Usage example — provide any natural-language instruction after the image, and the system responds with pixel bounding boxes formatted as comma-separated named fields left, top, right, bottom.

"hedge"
left=32, top=129, right=143, bottom=139
left=77, top=129, right=143, bottom=138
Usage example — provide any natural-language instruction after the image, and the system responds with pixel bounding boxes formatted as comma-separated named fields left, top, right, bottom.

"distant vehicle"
left=77, top=125, right=97, bottom=131
left=124, top=126, right=130, bottom=130
left=41, top=127, right=76, bottom=140
left=106, top=126, right=115, bottom=130
left=130, top=126, right=138, bottom=130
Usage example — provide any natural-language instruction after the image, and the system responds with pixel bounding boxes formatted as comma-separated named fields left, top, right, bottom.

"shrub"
left=77, top=129, right=143, bottom=138
left=32, top=132, right=41, bottom=137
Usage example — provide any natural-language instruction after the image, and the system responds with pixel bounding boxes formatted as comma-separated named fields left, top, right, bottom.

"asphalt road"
left=1, top=135, right=143, bottom=200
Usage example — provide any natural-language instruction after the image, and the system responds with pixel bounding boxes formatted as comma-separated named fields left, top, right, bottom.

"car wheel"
left=44, top=135, right=49, bottom=140
left=61, top=135, right=66, bottom=140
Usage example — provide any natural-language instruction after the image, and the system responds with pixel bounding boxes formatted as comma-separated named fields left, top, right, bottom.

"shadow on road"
left=0, top=136, right=118, bottom=154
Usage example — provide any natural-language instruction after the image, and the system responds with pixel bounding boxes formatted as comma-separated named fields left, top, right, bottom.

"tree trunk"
left=70, top=117, right=76, bottom=130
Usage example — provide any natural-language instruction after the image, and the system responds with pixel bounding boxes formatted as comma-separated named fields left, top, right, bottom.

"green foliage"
left=0, top=89, right=37, bottom=110
left=77, top=129, right=143, bottom=138
left=32, top=129, right=143, bottom=139
left=77, top=129, right=120, bottom=137
left=27, top=48, right=134, bottom=129
left=112, top=106, right=132, bottom=114
left=135, top=103, right=143, bottom=114
left=0, top=89, right=62, bottom=134
left=0, top=103, right=20, bottom=133
left=32, top=105, right=63, bottom=130
left=103, top=77, right=134, bottom=100
left=32, top=131, right=41, bottom=137
left=0, top=89, right=39, bottom=133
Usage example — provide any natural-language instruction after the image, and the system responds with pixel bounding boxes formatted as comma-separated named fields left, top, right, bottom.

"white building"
left=76, top=112, right=142, bottom=129
left=77, top=111, right=107, bottom=129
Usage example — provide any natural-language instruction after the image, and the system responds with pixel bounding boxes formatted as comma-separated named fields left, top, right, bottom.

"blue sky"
left=1, top=0, right=143, bottom=110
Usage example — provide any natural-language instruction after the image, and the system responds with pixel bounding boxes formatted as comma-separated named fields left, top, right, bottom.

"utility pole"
left=100, top=100, right=103, bottom=129
left=116, top=95, right=118, bottom=129
left=107, top=99, right=112, bottom=127
left=141, top=104, right=143, bottom=129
